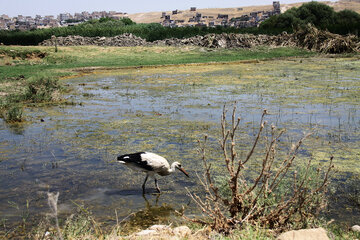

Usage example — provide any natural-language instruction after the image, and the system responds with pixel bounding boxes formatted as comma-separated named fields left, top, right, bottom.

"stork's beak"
left=177, top=167, right=189, bottom=177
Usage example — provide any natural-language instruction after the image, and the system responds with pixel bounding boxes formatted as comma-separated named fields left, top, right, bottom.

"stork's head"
left=173, top=162, right=189, bottom=177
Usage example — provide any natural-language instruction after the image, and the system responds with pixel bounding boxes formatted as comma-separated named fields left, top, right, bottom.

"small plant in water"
left=186, top=104, right=334, bottom=234
left=0, top=75, right=62, bottom=122
left=25, top=76, right=60, bottom=102
left=4, top=104, right=23, bottom=122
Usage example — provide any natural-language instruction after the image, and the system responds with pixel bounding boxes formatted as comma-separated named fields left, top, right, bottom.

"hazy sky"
left=1, top=0, right=335, bottom=17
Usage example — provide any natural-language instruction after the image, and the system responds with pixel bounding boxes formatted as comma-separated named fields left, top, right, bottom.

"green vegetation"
left=0, top=48, right=47, bottom=59
left=260, top=2, right=360, bottom=36
left=3, top=104, right=23, bottom=122
left=0, top=75, right=61, bottom=122
left=0, top=18, right=259, bottom=45
left=0, top=45, right=314, bottom=122
left=0, top=45, right=314, bottom=80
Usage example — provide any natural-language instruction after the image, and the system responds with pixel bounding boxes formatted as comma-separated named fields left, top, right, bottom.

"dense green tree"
left=121, top=17, right=136, bottom=25
left=331, top=9, right=360, bottom=35
left=260, top=1, right=360, bottom=36
left=295, top=2, right=336, bottom=29
left=260, top=8, right=300, bottom=31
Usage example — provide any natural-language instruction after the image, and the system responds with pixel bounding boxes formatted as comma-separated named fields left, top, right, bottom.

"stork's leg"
left=142, top=174, right=149, bottom=194
left=154, top=178, right=161, bottom=193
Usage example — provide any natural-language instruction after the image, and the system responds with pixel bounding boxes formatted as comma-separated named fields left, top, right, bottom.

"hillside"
left=123, top=0, right=360, bottom=24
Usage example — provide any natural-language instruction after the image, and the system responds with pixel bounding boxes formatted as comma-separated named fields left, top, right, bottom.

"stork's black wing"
left=117, top=152, right=154, bottom=171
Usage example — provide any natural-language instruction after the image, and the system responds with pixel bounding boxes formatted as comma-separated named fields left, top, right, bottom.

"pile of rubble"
left=39, top=27, right=360, bottom=53
left=40, top=33, right=146, bottom=47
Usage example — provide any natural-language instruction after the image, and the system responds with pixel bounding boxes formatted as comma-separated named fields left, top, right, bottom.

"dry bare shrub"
left=186, top=105, right=333, bottom=234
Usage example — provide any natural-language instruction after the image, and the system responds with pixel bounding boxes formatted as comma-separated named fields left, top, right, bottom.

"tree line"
left=0, top=2, right=359, bottom=46
left=259, top=2, right=360, bottom=36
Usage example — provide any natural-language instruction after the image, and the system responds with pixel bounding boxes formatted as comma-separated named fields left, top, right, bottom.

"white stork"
left=117, top=152, right=189, bottom=194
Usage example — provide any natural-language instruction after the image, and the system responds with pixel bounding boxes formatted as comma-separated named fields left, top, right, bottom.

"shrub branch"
left=187, top=104, right=333, bottom=233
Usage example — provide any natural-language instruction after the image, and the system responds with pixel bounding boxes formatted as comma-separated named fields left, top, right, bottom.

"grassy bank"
left=4, top=202, right=359, bottom=239
left=0, top=45, right=314, bottom=122
left=0, top=45, right=315, bottom=78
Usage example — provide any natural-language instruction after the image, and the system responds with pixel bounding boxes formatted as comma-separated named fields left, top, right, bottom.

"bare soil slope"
left=123, top=0, right=360, bottom=24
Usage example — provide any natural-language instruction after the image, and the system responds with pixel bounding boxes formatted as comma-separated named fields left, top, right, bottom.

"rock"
left=173, top=226, right=191, bottom=237
left=277, top=228, right=329, bottom=240
left=135, top=229, right=157, bottom=236
left=148, top=224, right=169, bottom=231
left=351, top=225, right=360, bottom=232
left=131, top=225, right=192, bottom=239
left=39, top=33, right=147, bottom=47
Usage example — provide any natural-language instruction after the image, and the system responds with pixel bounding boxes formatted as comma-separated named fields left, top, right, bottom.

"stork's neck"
left=169, top=162, right=177, bottom=174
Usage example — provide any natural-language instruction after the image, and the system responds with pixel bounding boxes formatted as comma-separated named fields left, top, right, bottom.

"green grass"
left=327, top=224, right=360, bottom=240
left=0, top=45, right=315, bottom=79
left=7, top=209, right=360, bottom=240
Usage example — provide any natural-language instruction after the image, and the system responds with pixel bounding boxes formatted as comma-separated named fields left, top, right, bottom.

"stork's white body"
left=120, top=152, right=171, bottom=176
left=117, top=152, right=189, bottom=194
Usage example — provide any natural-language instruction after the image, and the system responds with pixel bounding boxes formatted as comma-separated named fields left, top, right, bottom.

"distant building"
left=8, top=23, right=16, bottom=30
left=172, top=10, right=178, bottom=15
left=217, top=14, right=228, bottom=19
left=195, top=22, right=207, bottom=27
left=273, top=1, right=281, bottom=14
left=0, top=20, right=7, bottom=30
left=59, top=13, right=72, bottom=22
left=0, top=14, right=10, bottom=20
left=195, top=13, right=202, bottom=21
left=74, top=13, right=84, bottom=21
left=190, top=7, right=196, bottom=11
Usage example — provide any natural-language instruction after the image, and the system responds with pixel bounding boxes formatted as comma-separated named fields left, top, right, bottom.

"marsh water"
left=1, top=57, right=360, bottom=230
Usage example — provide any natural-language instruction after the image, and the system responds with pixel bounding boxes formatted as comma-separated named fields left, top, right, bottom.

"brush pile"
left=39, top=25, right=360, bottom=54
left=291, top=24, right=359, bottom=54
left=155, top=25, right=359, bottom=53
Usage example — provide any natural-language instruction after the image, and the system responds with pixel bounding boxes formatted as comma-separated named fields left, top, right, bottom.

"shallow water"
left=1, top=57, right=360, bottom=229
